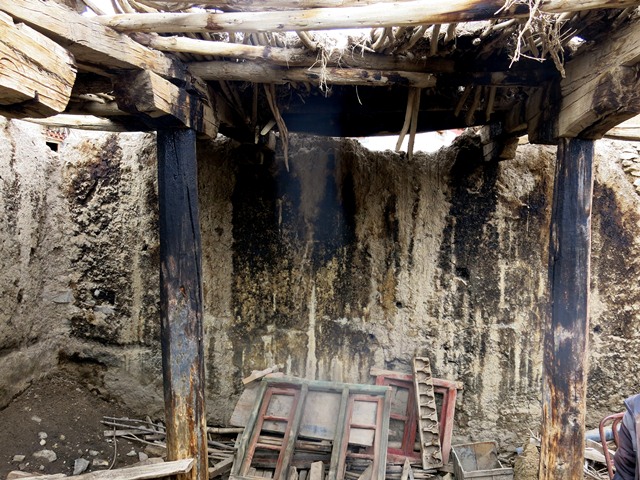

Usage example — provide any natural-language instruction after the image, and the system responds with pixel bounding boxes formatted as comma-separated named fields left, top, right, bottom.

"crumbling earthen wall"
left=1, top=118, right=640, bottom=447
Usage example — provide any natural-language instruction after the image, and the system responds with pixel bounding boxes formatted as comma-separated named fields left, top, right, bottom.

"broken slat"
left=0, top=12, right=76, bottom=119
left=309, top=462, right=324, bottom=480
left=327, top=387, right=350, bottom=480
left=13, top=459, right=194, bottom=480
left=209, top=457, right=235, bottom=479
left=412, top=358, right=443, bottom=470
left=243, top=365, right=281, bottom=385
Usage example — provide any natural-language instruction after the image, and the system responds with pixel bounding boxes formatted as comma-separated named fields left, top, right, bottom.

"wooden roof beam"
left=188, top=60, right=436, bottom=88
left=96, top=0, right=640, bottom=33
left=0, top=0, right=186, bottom=81
left=0, top=12, right=76, bottom=119
left=558, top=15, right=640, bottom=138
left=113, top=70, right=219, bottom=138
left=526, top=14, right=640, bottom=142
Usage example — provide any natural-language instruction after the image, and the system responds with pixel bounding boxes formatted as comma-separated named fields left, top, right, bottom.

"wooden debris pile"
left=223, top=357, right=462, bottom=480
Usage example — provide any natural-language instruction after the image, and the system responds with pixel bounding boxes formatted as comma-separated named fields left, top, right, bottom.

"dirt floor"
left=0, top=370, right=156, bottom=479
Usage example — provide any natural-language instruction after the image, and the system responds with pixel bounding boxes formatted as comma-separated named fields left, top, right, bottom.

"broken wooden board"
left=232, top=381, right=376, bottom=446
left=412, top=357, right=443, bottom=470
left=0, top=12, right=76, bottom=118
left=11, top=459, right=194, bottom=480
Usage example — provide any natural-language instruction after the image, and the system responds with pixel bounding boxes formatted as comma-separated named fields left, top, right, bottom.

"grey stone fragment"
left=73, top=458, right=90, bottom=476
left=12, top=455, right=26, bottom=463
left=33, top=450, right=57, bottom=462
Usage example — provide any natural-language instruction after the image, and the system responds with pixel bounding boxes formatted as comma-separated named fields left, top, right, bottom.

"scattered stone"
left=38, top=432, right=48, bottom=440
left=144, top=444, right=166, bottom=457
left=126, top=449, right=137, bottom=457
left=31, top=415, right=42, bottom=423
left=40, top=439, right=47, bottom=446
left=12, top=455, right=26, bottom=463
left=18, top=463, right=28, bottom=471
left=138, top=452, right=149, bottom=462
left=73, top=458, right=90, bottom=476
left=33, top=450, right=57, bottom=463
left=89, top=450, right=99, bottom=457
left=39, top=466, right=45, bottom=472
left=60, top=435, right=66, bottom=441
left=92, top=459, right=109, bottom=468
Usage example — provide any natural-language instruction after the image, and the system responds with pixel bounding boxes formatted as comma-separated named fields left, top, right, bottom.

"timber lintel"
left=113, top=70, right=219, bottom=139
left=0, top=11, right=76, bottom=119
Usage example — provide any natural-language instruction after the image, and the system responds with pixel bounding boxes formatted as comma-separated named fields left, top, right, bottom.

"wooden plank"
left=280, top=385, right=309, bottom=480
left=243, top=365, right=281, bottom=385
left=157, top=129, right=208, bottom=480
left=412, top=358, right=443, bottom=470
left=0, top=12, right=76, bottom=118
left=232, top=381, right=269, bottom=476
left=113, top=70, right=218, bottom=138
left=540, top=138, right=593, bottom=480
left=0, top=0, right=185, bottom=79
left=14, top=459, right=194, bottom=480
left=327, top=387, right=349, bottom=480
left=97, top=0, right=640, bottom=33
left=24, top=115, right=131, bottom=132
left=369, top=367, right=464, bottom=390
left=308, top=462, right=324, bottom=480
left=188, top=62, right=436, bottom=88
left=558, top=15, right=640, bottom=138
left=209, top=456, right=235, bottom=479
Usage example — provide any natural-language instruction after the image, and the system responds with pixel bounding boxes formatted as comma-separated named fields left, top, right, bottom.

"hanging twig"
left=407, top=88, right=421, bottom=161
left=429, top=24, right=441, bottom=56
left=395, top=88, right=416, bottom=152
left=454, top=85, right=473, bottom=117
left=465, top=85, right=483, bottom=126
left=264, top=84, right=290, bottom=171
left=485, top=85, right=497, bottom=122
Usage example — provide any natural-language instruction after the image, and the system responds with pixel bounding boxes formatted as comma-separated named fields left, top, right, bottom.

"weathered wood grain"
left=157, top=129, right=208, bottom=480
left=540, top=138, right=593, bottom=480
left=113, top=70, right=218, bottom=138
left=0, top=12, right=76, bottom=118
left=96, top=0, right=640, bottom=33
left=559, top=15, right=640, bottom=138
left=0, top=0, right=185, bottom=79
left=188, top=61, right=436, bottom=88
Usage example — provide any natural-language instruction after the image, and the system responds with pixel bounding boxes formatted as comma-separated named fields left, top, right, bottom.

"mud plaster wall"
left=2, top=118, right=640, bottom=446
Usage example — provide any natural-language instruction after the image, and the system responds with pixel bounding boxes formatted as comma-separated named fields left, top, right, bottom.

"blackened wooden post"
left=540, top=138, right=594, bottom=480
left=157, top=128, right=208, bottom=480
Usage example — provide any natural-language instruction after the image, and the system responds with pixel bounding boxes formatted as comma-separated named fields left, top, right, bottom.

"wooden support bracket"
left=114, top=70, right=218, bottom=138
left=0, top=12, right=76, bottom=118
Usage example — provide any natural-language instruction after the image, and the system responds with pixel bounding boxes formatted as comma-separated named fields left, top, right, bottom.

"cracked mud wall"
left=3, top=118, right=640, bottom=445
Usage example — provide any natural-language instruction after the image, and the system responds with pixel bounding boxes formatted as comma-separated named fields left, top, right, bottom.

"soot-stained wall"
left=2, top=119, right=640, bottom=446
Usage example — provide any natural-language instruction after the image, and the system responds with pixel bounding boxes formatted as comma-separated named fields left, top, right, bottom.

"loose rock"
left=33, top=450, right=57, bottom=463
left=12, top=455, right=26, bottom=463
left=92, top=459, right=110, bottom=467
left=126, top=449, right=137, bottom=457
left=73, top=458, right=90, bottom=476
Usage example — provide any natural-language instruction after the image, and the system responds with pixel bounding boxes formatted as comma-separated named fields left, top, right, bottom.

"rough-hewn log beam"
left=113, top=70, right=218, bottom=138
left=24, top=114, right=130, bottom=131
left=146, top=0, right=425, bottom=9
left=96, top=0, right=640, bottom=33
left=134, top=33, right=455, bottom=73
left=540, top=137, right=593, bottom=480
left=0, top=12, right=76, bottom=118
left=189, top=60, right=436, bottom=87
left=605, top=114, right=640, bottom=141
left=157, top=128, right=209, bottom=480
left=558, top=15, right=640, bottom=138
left=526, top=15, right=640, bottom=142
left=0, top=0, right=185, bottom=80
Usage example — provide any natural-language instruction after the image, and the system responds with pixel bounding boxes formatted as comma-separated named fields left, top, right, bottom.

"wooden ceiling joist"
left=134, top=33, right=456, bottom=73
left=0, top=0, right=185, bottom=81
left=96, top=0, right=640, bottom=33
left=188, top=61, right=436, bottom=88
left=0, top=11, right=76, bottom=118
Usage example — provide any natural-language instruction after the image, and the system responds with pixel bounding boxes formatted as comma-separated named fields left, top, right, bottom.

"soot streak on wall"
left=3, top=119, right=640, bottom=445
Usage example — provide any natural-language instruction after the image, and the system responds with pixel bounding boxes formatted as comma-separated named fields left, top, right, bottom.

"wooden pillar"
left=157, top=128, right=208, bottom=480
left=540, top=137, right=594, bottom=479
